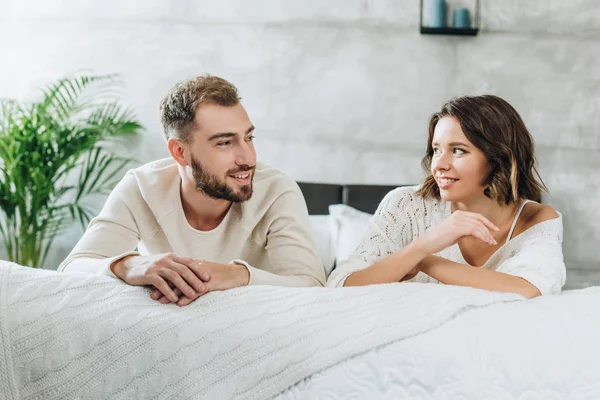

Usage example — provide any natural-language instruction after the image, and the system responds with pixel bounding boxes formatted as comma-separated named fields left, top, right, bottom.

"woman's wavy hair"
left=416, top=95, right=547, bottom=205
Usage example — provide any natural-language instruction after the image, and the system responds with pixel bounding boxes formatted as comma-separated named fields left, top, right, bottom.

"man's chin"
left=234, top=185, right=253, bottom=202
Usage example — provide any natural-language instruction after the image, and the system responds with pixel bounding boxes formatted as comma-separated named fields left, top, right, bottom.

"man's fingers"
left=177, top=296, right=195, bottom=307
left=177, top=290, right=207, bottom=307
left=149, top=277, right=179, bottom=303
left=160, top=268, right=196, bottom=299
left=173, top=256, right=212, bottom=282
left=158, top=287, right=184, bottom=304
left=150, top=287, right=162, bottom=300
left=171, top=262, right=207, bottom=292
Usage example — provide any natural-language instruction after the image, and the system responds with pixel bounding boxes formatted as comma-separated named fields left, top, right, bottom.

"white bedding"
left=1, top=261, right=599, bottom=399
left=278, top=287, right=600, bottom=399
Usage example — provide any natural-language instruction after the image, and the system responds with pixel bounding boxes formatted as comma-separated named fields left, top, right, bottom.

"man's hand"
left=110, top=253, right=212, bottom=303
left=150, top=261, right=250, bottom=306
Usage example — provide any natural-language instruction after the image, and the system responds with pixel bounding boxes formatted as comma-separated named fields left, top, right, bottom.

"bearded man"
left=59, top=75, right=325, bottom=306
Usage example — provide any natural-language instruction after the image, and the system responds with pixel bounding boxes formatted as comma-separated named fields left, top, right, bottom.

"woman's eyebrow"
left=431, top=141, right=470, bottom=147
left=448, top=141, right=470, bottom=147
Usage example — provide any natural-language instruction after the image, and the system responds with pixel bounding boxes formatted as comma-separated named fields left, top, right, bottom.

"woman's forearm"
left=419, top=255, right=541, bottom=298
left=344, top=241, right=429, bottom=286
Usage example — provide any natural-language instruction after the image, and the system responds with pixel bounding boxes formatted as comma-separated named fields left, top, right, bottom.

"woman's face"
left=430, top=116, right=490, bottom=203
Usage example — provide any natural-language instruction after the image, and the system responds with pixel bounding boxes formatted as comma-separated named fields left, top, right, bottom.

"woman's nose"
left=433, top=152, right=451, bottom=172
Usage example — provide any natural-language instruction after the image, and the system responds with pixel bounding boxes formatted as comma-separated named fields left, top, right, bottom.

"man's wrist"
left=237, top=264, right=250, bottom=286
left=228, top=259, right=251, bottom=286
left=110, top=255, right=133, bottom=279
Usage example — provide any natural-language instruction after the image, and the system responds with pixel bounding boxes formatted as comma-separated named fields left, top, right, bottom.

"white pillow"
left=328, top=204, right=373, bottom=263
left=308, top=215, right=337, bottom=277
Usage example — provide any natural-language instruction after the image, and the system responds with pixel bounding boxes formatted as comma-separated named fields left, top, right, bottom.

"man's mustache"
left=227, top=165, right=256, bottom=174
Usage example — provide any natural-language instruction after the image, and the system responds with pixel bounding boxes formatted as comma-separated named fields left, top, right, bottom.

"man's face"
left=187, top=103, right=257, bottom=202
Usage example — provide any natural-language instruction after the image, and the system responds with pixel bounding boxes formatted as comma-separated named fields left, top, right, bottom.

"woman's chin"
left=439, top=188, right=461, bottom=202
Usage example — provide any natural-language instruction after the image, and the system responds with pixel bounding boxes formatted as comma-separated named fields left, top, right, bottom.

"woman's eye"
left=432, top=148, right=441, bottom=155
left=453, top=148, right=466, bottom=155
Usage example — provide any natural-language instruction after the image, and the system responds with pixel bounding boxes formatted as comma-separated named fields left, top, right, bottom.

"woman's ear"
left=483, top=162, right=498, bottom=199
left=167, top=138, right=189, bottom=167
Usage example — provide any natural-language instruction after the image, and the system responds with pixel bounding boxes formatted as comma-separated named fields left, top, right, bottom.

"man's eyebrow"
left=208, top=125, right=255, bottom=141
left=208, top=132, right=236, bottom=141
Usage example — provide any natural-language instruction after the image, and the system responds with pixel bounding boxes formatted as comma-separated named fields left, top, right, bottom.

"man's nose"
left=236, top=140, right=255, bottom=167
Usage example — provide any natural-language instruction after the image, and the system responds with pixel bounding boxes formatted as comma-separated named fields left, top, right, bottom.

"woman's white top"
left=327, top=186, right=566, bottom=295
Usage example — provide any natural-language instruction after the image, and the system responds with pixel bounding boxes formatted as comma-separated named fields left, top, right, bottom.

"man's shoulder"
left=129, top=157, right=178, bottom=180
left=114, top=158, right=179, bottom=202
left=252, top=162, right=301, bottom=199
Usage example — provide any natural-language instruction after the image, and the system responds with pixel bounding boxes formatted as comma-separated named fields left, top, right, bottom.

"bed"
left=287, top=181, right=600, bottom=399
left=297, top=182, right=405, bottom=277
left=0, top=184, right=599, bottom=399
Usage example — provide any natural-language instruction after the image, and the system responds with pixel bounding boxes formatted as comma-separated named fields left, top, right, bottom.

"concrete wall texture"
left=0, top=0, right=598, bottom=288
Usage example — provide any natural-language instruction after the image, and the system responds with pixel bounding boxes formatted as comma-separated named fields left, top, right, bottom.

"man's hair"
left=159, top=74, right=241, bottom=143
left=416, top=95, right=547, bottom=205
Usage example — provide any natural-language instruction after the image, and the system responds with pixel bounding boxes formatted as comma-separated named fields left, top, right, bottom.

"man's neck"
left=180, top=179, right=232, bottom=231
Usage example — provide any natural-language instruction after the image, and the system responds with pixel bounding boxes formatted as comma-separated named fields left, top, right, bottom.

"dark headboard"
left=297, top=182, right=413, bottom=215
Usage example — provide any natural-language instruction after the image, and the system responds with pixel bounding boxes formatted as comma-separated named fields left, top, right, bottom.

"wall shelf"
left=420, top=27, right=479, bottom=36
left=420, top=0, right=481, bottom=37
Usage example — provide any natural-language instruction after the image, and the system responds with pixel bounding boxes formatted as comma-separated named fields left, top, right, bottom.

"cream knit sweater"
left=58, top=158, right=325, bottom=287
left=328, top=186, right=566, bottom=295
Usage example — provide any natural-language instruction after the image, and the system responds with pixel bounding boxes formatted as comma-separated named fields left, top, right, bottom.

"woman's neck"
left=450, top=196, right=520, bottom=228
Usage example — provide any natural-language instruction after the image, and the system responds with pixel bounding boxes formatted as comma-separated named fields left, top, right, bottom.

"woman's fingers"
left=474, top=214, right=500, bottom=232
left=476, top=223, right=497, bottom=245
left=457, top=219, right=496, bottom=245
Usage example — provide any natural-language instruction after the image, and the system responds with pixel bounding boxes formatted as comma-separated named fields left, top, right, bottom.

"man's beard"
left=190, top=156, right=254, bottom=203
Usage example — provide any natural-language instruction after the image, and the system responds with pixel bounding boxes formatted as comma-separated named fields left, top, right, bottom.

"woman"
left=327, top=95, right=566, bottom=298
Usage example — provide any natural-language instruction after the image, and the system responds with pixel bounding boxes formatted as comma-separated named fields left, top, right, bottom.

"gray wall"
left=0, top=0, right=598, bottom=287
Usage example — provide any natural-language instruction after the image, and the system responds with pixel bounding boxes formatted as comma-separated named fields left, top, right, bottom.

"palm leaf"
left=0, top=74, right=142, bottom=268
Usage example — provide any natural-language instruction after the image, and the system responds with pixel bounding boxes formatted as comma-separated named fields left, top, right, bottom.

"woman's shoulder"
left=521, top=202, right=560, bottom=227
left=377, top=185, right=446, bottom=217
left=514, top=201, right=562, bottom=238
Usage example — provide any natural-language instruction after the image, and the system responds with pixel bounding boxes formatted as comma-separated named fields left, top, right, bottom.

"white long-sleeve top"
left=327, top=186, right=566, bottom=295
left=58, top=158, right=325, bottom=287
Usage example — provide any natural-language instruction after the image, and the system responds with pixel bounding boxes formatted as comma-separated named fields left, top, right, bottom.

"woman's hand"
left=400, top=266, right=419, bottom=281
left=414, top=210, right=499, bottom=255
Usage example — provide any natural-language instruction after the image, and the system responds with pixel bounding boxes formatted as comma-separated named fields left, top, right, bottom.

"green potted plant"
left=0, top=74, right=143, bottom=268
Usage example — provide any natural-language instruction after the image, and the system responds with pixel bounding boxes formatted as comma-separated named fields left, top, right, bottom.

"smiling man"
left=59, top=75, right=325, bottom=306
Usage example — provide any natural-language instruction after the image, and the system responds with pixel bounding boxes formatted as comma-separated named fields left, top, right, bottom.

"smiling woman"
left=327, top=95, right=566, bottom=299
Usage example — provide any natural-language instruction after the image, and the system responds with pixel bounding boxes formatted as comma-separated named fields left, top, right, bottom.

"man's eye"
left=217, top=141, right=231, bottom=147
left=246, top=135, right=255, bottom=142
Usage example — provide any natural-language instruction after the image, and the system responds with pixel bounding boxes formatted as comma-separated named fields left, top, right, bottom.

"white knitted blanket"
left=0, top=261, right=522, bottom=399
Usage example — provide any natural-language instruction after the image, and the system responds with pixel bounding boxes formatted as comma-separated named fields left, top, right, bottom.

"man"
left=58, top=75, right=325, bottom=306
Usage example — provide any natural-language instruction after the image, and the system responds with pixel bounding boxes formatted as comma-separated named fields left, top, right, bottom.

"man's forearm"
left=59, top=251, right=139, bottom=278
